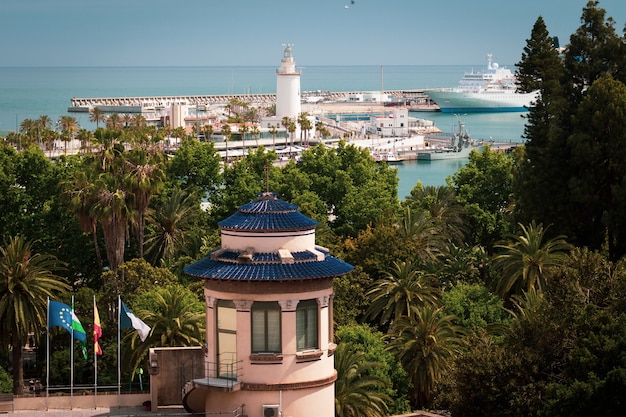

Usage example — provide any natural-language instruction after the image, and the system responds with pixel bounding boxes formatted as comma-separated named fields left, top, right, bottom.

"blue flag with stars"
left=49, top=300, right=73, bottom=334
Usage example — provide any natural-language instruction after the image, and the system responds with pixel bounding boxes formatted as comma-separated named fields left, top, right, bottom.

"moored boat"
left=417, top=117, right=483, bottom=160
left=425, top=54, right=539, bottom=113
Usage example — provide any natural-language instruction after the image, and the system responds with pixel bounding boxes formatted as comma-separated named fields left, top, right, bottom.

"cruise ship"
left=426, top=54, right=539, bottom=113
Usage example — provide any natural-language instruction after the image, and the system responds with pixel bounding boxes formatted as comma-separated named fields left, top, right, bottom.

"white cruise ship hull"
left=426, top=89, right=539, bottom=113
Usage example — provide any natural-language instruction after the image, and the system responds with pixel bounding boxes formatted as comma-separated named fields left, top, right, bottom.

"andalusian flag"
left=93, top=298, right=103, bottom=356
left=71, top=301, right=88, bottom=360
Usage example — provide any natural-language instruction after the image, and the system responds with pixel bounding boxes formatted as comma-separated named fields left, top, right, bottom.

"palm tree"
left=145, top=189, right=195, bottom=264
left=269, top=125, right=278, bottom=150
left=406, top=185, right=467, bottom=245
left=201, top=124, right=214, bottom=142
left=125, top=150, right=165, bottom=258
left=0, top=235, right=70, bottom=394
left=239, top=124, right=249, bottom=156
left=58, top=115, right=78, bottom=154
left=106, top=113, right=124, bottom=131
left=387, top=305, right=465, bottom=408
left=221, top=124, right=232, bottom=162
left=250, top=125, right=260, bottom=148
left=123, top=285, right=205, bottom=374
left=75, top=128, right=94, bottom=153
left=398, top=207, right=445, bottom=263
left=334, top=342, right=390, bottom=417
left=93, top=174, right=132, bottom=272
left=281, top=116, right=291, bottom=147
left=365, top=260, right=439, bottom=327
left=287, top=120, right=296, bottom=149
left=89, top=107, right=106, bottom=129
left=298, top=112, right=312, bottom=146
left=66, top=170, right=104, bottom=273
left=493, top=221, right=572, bottom=298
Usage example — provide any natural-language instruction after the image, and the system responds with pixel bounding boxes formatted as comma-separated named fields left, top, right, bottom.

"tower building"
left=181, top=192, right=353, bottom=417
left=275, top=44, right=301, bottom=120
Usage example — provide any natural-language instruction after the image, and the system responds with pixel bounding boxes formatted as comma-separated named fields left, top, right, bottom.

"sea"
left=0, top=65, right=526, bottom=200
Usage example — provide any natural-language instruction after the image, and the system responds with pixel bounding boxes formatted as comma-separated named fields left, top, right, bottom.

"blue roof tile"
left=218, top=192, right=317, bottom=232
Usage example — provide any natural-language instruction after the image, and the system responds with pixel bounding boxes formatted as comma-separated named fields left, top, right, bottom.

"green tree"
left=123, top=284, right=205, bottom=375
left=145, top=188, right=198, bottom=265
left=167, top=138, right=221, bottom=199
left=450, top=146, right=515, bottom=248
left=365, top=260, right=439, bottom=328
left=89, top=107, right=106, bottom=129
left=334, top=342, right=390, bottom=417
left=0, top=236, right=69, bottom=394
left=493, top=221, right=572, bottom=298
left=387, top=305, right=465, bottom=408
left=124, top=149, right=166, bottom=259
left=336, top=324, right=411, bottom=415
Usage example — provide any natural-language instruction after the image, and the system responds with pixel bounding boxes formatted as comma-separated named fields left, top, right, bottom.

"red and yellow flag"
left=93, top=298, right=103, bottom=356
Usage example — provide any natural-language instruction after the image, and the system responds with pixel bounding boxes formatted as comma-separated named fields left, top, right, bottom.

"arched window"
left=296, top=299, right=318, bottom=351
left=251, top=302, right=281, bottom=353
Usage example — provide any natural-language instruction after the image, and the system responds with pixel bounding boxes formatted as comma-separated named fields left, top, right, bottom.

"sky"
left=0, top=0, right=624, bottom=67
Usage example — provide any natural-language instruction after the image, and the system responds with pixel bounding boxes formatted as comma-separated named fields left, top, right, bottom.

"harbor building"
left=169, top=192, right=353, bottom=417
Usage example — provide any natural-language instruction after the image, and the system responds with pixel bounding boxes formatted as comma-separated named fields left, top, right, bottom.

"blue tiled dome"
left=218, top=192, right=317, bottom=232
left=185, top=192, right=353, bottom=282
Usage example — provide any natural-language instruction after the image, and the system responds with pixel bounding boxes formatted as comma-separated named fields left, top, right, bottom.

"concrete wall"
left=11, top=392, right=149, bottom=411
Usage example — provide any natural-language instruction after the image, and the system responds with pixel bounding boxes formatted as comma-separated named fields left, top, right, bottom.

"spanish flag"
left=93, top=298, right=103, bottom=356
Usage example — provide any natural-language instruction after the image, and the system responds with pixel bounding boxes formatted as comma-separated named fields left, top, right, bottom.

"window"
left=296, top=299, right=318, bottom=351
left=251, top=302, right=281, bottom=353
left=217, top=300, right=237, bottom=378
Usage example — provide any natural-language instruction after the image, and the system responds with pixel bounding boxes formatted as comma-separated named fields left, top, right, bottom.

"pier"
left=68, top=90, right=434, bottom=113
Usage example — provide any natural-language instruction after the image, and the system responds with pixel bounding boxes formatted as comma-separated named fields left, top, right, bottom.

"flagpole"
left=70, top=295, right=74, bottom=410
left=94, top=295, right=97, bottom=410
left=117, top=295, right=121, bottom=408
left=46, top=297, right=50, bottom=411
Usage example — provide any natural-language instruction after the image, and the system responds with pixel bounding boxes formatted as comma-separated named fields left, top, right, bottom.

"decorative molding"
left=241, top=371, right=337, bottom=391
left=249, top=353, right=283, bottom=363
left=234, top=299, right=253, bottom=311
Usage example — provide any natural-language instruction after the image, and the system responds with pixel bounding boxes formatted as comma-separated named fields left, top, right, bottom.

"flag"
left=71, top=301, right=88, bottom=360
left=120, top=301, right=151, bottom=342
left=49, top=300, right=73, bottom=333
left=94, top=299, right=103, bottom=356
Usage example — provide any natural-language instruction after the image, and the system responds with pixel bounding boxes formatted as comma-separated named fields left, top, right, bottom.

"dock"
left=68, top=90, right=436, bottom=113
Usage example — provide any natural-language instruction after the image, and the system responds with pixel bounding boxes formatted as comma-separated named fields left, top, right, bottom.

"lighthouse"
left=275, top=43, right=301, bottom=120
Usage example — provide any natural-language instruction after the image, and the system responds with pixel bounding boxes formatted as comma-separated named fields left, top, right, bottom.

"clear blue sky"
left=1, top=0, right=624, bottom=67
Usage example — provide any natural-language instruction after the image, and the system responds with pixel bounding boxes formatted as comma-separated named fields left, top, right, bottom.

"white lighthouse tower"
left=275, top=44, right=301, bottom=120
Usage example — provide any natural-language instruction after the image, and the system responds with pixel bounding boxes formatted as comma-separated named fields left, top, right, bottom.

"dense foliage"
left=1, top=2, right=625, bottom=416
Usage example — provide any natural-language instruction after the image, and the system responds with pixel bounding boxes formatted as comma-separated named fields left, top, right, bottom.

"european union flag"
left=49, top=300, right=73, bottom=334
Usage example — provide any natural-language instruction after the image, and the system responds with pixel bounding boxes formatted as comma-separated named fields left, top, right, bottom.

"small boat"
left=417, top=117, right=483, bottom=160
left=373, top=151, right=401, bottom=163
left=425, top=54, right=539, bottom=113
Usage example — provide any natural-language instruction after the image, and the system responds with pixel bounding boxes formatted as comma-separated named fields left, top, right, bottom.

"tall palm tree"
left=493, top=221, right=572, bottom=298
left=298, top=112, right=312, bottom=146
left=58, top=115, right=79, bottom=154
left=145, top=189, right=195, bottom=264
left=66, top=170, right=104, bottom=273
left=125, top=150, right=165, bottom=258
left=75, top=128, right=94, bottom=153
left=221, top=124, right=232, bottom=162
left=93, top=174, right=132, bottom=272
left=89, top=107, right=106, bottom=129
left=365, top=260, right=439, bottom=327
left=406, top=185, right=467, bottom=245
left=334, top=342, right=390, bottom=417
left=269, top=125, right=278, bottom=150
left=0, top=236, right=70, bottom=394
left=106, top=113, right=124, bottom=131
left=387, top=305, right=465, bottom=408
left=398, top=207, right=445, bottom=263
left=201, top=124, right=214, bottom=142
left=239, top=124, right=249, bottom=156
left=250, top=125, right=260, bottom=148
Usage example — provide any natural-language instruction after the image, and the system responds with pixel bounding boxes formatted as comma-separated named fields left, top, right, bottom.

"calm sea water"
left=0, top=65, right=526, bottom=196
